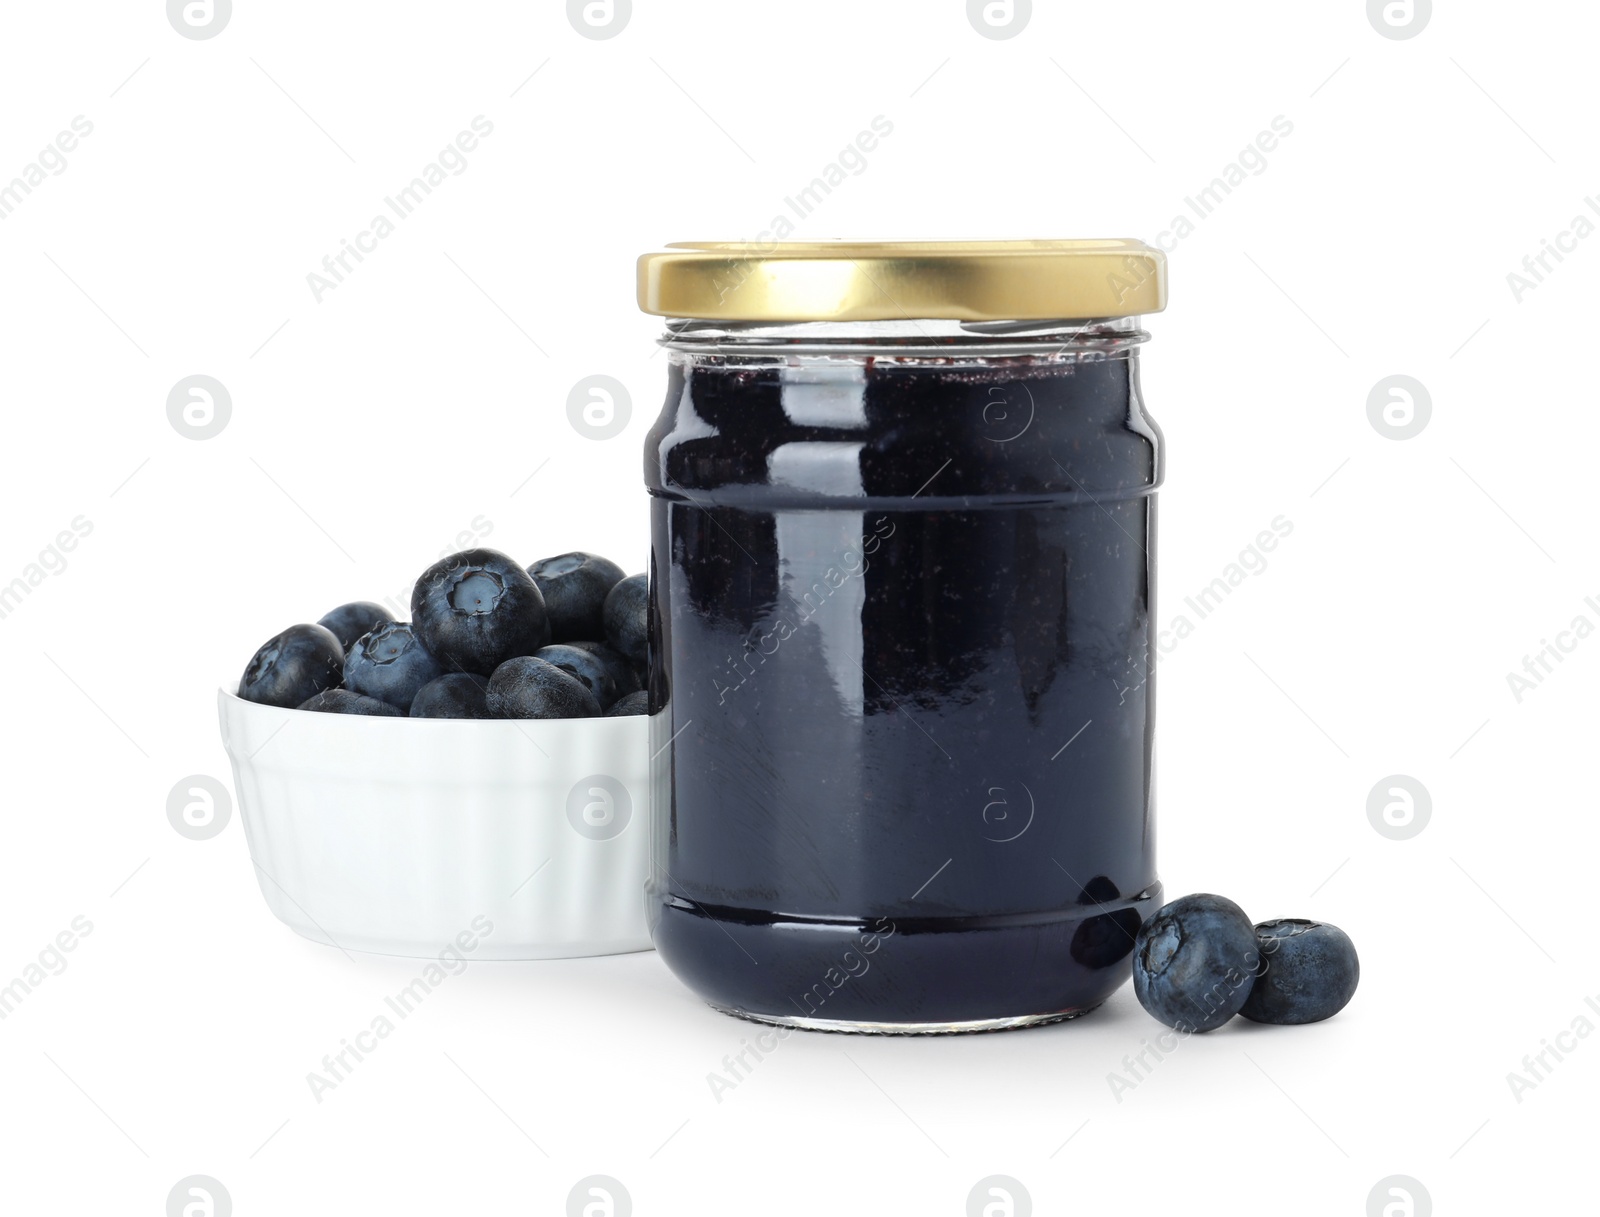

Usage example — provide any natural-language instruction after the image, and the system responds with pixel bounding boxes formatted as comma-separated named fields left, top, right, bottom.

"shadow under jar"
left=638, top=241, right=1168, bottom=1033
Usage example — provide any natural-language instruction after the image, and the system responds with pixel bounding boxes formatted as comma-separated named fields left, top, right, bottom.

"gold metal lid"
left=637, top=240, right=1166, bottom=322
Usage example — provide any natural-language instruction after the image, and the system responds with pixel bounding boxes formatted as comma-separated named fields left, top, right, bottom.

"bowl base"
left=276, top=917, right=654, bottom=961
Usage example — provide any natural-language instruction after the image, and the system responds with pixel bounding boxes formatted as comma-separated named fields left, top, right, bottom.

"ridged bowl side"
left=218, top=689, right=652, bottom=959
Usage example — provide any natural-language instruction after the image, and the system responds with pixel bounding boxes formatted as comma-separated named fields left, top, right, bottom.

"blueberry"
left=602, top=573, right=648, bottom=665
left=528, top=552, right=626, bottom=643
left=412, top=548, right=550, bottom=676
left=409, top=672, right=492, bottom=719
left=298, top=689, right=402, bottom=716
left=317, top=600, right=395, bottom=652
left=1131, top=893, right=1261, bottom=1033
left=564, top=640, right=642, bottom=699
left=238, top=623, right=344, bottom=709
left=1238, top=919, right=1359, bottom=1025
left=343, top=621, right=444, bottom=712
left=533, top=644, right=618, bottom=709
left=486, top=656, right=600, bottom=719
left=604, top=690, right=648, bottom=717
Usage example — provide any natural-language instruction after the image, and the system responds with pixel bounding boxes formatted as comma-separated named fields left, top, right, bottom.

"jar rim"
left=637, top=240, right=1167, bottom=322
left=657, top=316, right=1149, bottom=360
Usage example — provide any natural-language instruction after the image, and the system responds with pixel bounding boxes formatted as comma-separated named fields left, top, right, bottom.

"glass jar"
left=638, top=241, right=1166, bottom=1033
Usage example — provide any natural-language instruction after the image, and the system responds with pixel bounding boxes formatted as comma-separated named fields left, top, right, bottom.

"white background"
left=1, top=1, right=1593, bottom=1213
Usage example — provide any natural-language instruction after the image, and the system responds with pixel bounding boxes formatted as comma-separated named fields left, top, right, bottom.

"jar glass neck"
left=658, top=316, right=1147, bottom=363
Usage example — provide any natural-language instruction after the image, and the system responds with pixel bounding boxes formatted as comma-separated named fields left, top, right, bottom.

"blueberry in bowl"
left=487, top=656, right=601, bottom=719
left=605, top=690, right=648, bottom=717
left=564, top=640, right=642, bottom=699
left=533, top=644, right=618, bottom=710
left=343, top=621, right=444, bottom=712
left=238, top=623, right=344, bottom=709
left=412, top=548, right=550, bottom=675
left=602, top=573, right=648, bottom=666
left=528, top=552, right=626, bottom=643
left=299, top=689, right=402, bottom=716
left=317, top=601, right=395, bottom=652
left=409, top=672, right=492, bottom=719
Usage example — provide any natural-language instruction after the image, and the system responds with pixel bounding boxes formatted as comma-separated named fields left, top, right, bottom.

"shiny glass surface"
left=644, top=322, right=1162, bottom=1029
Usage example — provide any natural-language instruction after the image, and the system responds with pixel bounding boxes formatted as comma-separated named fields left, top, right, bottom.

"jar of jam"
left=638, top=241, right=1166, bottom=1033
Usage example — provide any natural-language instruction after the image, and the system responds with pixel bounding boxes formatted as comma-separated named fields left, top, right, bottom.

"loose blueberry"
left=298, top=689, right=402, bottom=716
left=486, top=656, right=600, bottom=719
left=238, top=623, right=344, bottom=709
left=533, top=644, right=618, bottom=709
left=412, top=548, right=550, bottom=676
left=564, top=640, right=642, bottom=699
left=317, top=601, right=395, bottom=652
left=602, top=573, right=648, bottom=665
left=604, top=690, right=649, bottom=717
left=528, top=552, right=626, bottom=643
left=1238, top=919, right=1359, bottom=1025
left=1131, top=893, right=1261, bottom=1033
left=409, top=672, right=492, bottom=719
left=343, top=621, right=444, bottom=712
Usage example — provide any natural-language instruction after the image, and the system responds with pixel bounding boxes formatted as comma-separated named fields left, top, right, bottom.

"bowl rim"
left=217, top=685, right=649, bottom=730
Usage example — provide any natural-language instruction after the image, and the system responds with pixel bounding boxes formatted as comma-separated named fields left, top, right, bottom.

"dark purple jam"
left=644, top=339, right=1162, bottom=1030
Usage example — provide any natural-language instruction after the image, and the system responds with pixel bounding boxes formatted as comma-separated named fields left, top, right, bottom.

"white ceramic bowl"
left=217, top=688, right=653, bottom=960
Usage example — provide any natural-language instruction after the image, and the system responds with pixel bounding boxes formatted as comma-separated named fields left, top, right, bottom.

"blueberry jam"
left=643, top=320, right=1163, bottom=1031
